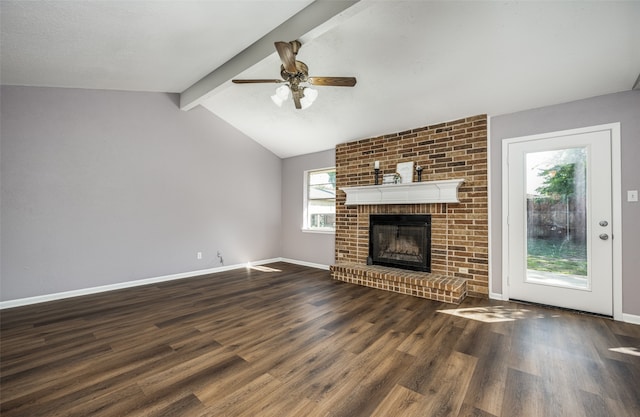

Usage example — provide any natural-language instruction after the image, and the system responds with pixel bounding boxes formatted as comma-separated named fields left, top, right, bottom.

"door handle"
left=599, top=220, right=608, bottom=227
left=599, top=233, right=609, bottom=240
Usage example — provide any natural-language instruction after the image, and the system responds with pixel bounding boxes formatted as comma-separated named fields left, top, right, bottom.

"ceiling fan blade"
left=292, top=90, right=302, bottom=109
left=232, top=79, right=283, bottom=84
left=308, top=77, right=357, bottom=87
left=275, top=41, right=297, bottom=74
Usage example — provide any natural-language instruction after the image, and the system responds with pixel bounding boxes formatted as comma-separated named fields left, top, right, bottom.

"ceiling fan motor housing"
left=280, top=61, right=309, bottom=85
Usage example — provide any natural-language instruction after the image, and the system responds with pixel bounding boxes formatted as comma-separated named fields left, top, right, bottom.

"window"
left=303, top=167, right=336, bottom=232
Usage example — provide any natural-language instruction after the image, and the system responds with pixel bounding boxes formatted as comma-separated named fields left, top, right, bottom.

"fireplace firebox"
left=368, top=214, right=431, bottom=272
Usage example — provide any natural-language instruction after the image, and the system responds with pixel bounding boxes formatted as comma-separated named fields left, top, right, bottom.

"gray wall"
left=490, top=90, right=640, bottom=316
left=281, top=149, right=335, bottom=267
left=1, top=86, right=282, bottom=301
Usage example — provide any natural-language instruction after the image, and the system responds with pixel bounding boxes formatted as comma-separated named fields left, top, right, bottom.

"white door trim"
left=501, top=123, right=622, bottom=320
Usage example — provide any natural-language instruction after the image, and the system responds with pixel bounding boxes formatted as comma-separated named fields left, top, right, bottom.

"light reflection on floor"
left=437, top=306, right=547, bottom=323
left=247, top=265, right=282, bottom=272
left=608, top=346, right=640, bottom=357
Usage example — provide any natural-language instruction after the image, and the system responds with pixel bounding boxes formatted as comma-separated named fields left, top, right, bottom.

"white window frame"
left=302, top=166, right=336, bottom=234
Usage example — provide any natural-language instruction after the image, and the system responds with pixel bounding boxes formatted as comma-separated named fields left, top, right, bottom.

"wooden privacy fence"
left=527, top=196, right=586, bottom=242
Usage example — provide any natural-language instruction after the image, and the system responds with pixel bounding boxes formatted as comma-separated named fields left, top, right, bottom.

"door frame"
left=501, top=123, right=622, bottom=320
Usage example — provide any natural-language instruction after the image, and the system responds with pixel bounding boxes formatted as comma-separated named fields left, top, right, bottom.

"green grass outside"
left=527, top=237, right=587, bottom=276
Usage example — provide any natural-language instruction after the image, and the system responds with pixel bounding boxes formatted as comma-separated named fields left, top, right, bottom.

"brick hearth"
left=331, top=263, right=468, bottom=304
left=332, top=115, right=488, bottom=301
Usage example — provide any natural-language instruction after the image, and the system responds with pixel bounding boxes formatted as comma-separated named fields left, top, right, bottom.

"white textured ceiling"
left=2, top=1, right=639, bottom=158
left=0, top=0, right=314, bottom=92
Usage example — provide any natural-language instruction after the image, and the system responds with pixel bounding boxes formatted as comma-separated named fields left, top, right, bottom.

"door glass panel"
left=525, top=147, right=588, bottom=289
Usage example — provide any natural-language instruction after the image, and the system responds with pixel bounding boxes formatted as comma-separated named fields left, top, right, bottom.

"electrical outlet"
left=459, top=267, right=469, bottom=274
left=628, top=190, right=638, bottom=202
left=197, top=252, right=202, bottom=260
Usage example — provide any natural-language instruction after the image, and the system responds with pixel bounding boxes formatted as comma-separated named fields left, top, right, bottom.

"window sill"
left=301, top=228, right=335, bottom=235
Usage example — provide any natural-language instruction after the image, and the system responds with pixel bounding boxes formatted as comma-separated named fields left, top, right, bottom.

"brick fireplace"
left=331, top=115, right=488, bottom=302
left=368, top=214, right=431, bottom=272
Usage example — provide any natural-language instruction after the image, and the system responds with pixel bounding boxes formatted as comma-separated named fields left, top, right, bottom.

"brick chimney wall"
left=334, top=115, right=488, bottom=296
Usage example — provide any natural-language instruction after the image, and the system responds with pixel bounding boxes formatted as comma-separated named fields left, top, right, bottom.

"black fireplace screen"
left=368, top=214, right=431, bottom=272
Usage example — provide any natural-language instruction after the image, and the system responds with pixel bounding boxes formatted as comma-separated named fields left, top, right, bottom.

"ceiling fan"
left=232, top=40, right=357, bottom=110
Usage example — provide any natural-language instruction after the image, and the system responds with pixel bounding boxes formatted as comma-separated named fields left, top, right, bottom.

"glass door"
left=506, top=129, right=613, bottom=316
left=525, top=148, right=588, bottom=289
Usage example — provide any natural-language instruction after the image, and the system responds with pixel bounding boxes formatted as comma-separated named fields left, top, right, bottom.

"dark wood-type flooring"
left=1, top=262, right=639, bottom=417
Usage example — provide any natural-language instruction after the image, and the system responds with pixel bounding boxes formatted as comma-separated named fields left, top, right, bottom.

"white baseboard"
left=0, top=263, right=246, bottom=309
left=622, top=313, right=640, bottom=325
left=246, top=258, right=284, bottom=267
left=489, top=291, right=506, bottom=301
left=0, top=258, right=331, bottom=310
left=279, top=258, right=330, bottom=270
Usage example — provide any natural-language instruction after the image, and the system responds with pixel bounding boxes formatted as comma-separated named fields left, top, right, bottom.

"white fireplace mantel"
left=341, top=179, right=464, bottom=206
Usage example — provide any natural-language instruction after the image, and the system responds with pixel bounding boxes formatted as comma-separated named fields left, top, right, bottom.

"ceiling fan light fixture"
left=300, top=87, right=318, bottom=110
left=271, top=84, right=290, bottom=107
left=236, top=40, right=356, bottom=110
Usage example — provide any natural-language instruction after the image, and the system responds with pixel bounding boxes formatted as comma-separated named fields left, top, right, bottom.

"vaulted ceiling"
left=2, top=1, right=639, bottom=158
